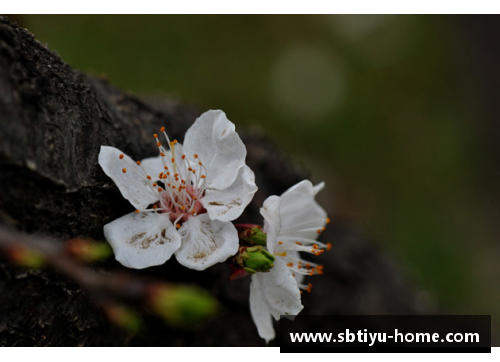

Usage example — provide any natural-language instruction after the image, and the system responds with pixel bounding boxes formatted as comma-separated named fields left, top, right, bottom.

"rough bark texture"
left=0, top=18, right=432, bottom=346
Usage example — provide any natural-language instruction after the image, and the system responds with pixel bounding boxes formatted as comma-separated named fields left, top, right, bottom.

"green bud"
left=237, top=225, right=267, bottom=246
left=10, top=247, right=46, bottom=269
left=67, top=239, right=113, bottom=262
left=104, top=305, right=142, bottom=333
left=237, top=246, right=275, bottom=273
left=149, top=285, right=219, bottom=327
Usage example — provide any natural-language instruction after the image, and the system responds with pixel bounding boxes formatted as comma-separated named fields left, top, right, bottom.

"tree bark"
left=0, top=18, right=432, bottom=346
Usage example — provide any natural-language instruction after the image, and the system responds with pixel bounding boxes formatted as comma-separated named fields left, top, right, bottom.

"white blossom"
left=99, top=110, right=257, bottom=270
left=250, top=180, right=330, bottom=342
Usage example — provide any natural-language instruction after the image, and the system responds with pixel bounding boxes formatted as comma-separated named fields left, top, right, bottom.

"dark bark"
left=0, top=18, right=432, bottom=346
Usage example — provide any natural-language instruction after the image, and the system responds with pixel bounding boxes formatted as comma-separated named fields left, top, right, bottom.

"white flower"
left=249, top=180, right=330, bottom=342
left=98, top=110, right=258, bottom=270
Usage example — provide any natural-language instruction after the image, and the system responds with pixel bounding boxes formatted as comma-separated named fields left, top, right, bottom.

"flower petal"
left=174, top=213, right=239, bottom=270
left=99, top=146, right=159, bottom=209
left=279, top=180, right=327, bottom=241
left=140, top=156, right=164, bottom=181
left=202, top=165, right=258, bottom=222
left=183, top=110, right=246, bottom=190
left=104, top=211, right=182, bottom=269
left=250, top=276, right=275, bottom=343
left=260, top=195, right=281, bottom=254
left=253, top=258, right=303, bottom=320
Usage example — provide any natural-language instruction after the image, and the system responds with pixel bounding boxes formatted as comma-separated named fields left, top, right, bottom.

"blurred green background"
left=9, top=15, right=500, bottom=321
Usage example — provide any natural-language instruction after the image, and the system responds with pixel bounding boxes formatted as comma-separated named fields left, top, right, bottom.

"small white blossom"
left=99, top=110, right=257, bottom=270
left=250, top=180, right=330, bottom=342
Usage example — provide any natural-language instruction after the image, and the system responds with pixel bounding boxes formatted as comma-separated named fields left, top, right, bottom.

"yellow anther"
left=182, top=155, right=186, bottom=159
left=147, top=175, right=152, bottom=180
left=194, top=154, right=198, bottom=159
left=326, top=217, right=331, bottom=224
left=136, top=160, right=141, bottom=165
left=135, top=209, right=140, bottom=213
left=153, top=205, right=158, bottom=210
left=119, top=154, right=124, bottom=159
left=154, top=133, right=158, bottom=138
left=152, top=183, right=157, bottom=187
left=287, top=262, right=294, bottom=267
left=157, top=187, right=163, bottom=192
left=278, top=241, right=283, bottom=245
left=160, top=127, right=165, bottom=132
left=327, top=243, right=332, bottom=251
left=296, top=241, right=302, bottom=245
left=122, top=168, right=127, bottom=173
left=164, top=166, right=168, bottom=170
left=316, top=229, right=321, bottom=234
left=171, top=158, right=175, bottom=163
left=180, top=206, right=185, bottom=211
left=160, top=152, right=165, bottom=157
left=274, top=251, right=287, bottom=257
left=157, top=142, right=162, bottom=147
left=201, top=175, right=206, bottom=179
left=176, top=223, right=181, bottom=229
left=198, top=161, right=202, bottom=166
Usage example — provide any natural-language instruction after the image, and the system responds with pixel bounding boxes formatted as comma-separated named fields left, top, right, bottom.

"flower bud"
left=235, top=224, right=267, bottom=246
left=148, top=284, right=218, bottom=327
left=9, top=246, right=46, bottom=269
left=66, top=238, right=113, bottom=262
left=102, top=304, right=142, bottom=333
left=235, top=246, right=275, bottom=274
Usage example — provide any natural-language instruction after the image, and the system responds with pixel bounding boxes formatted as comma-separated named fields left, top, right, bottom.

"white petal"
left=174, top=213, right=239, bottom=270
left=279, top=180, right=327, bottom=241
left=183, top=110, right=246, bottom=190
left=260, top=195, right=281, bottom=255
left=99, top=146, right=159, bottom=209
left=140, top=156, right=164, bottom=180
left=250, top=276, right=275, bottom=343
left=253, top=258, right=303, bottom=320
left=141, top=143, right=189, bottom=182
left=313, top=181, right=325, bottom=195
left=282, top=250, right=305, bottom=286
left=104, top=211, right=182, bottom=269
left=202, top=165, right=258, bottom=222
